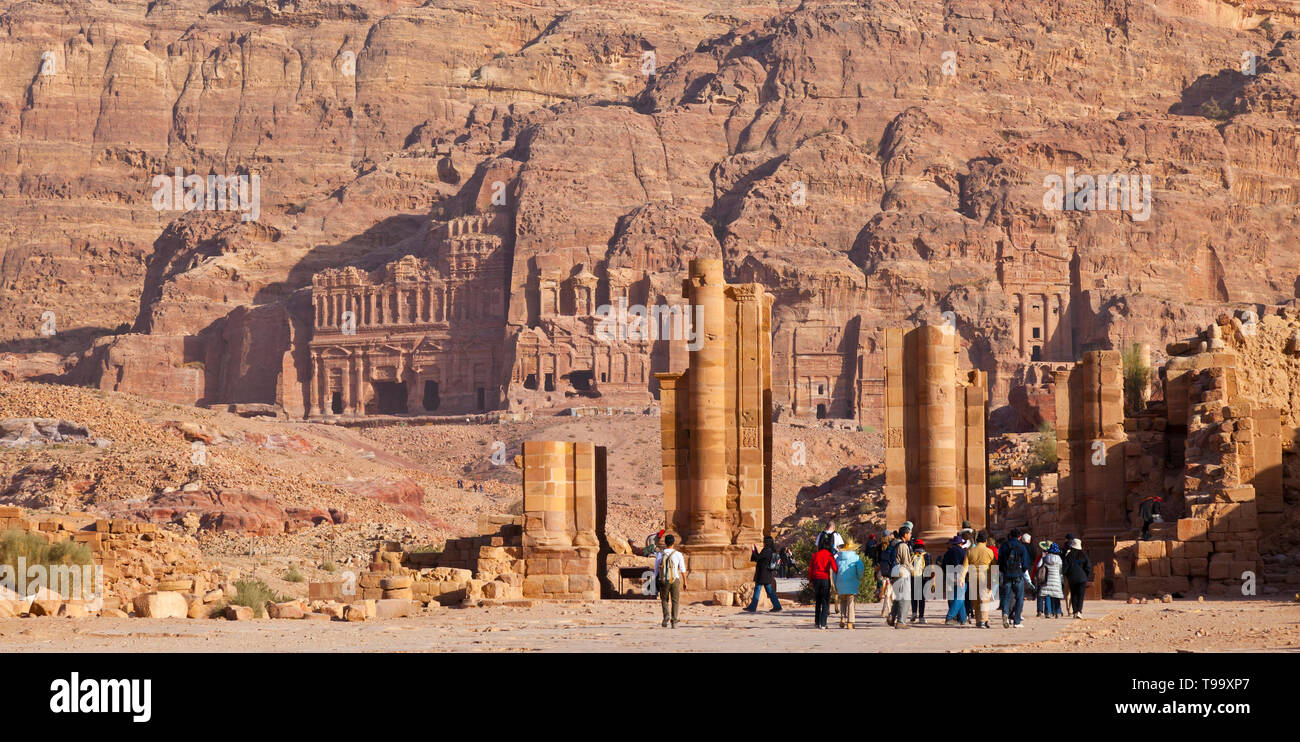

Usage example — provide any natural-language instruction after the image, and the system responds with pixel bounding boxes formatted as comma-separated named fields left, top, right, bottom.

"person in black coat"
left=743, top=535, right=783, bottom=612
left=1062, top=538, right=1092, bottom=618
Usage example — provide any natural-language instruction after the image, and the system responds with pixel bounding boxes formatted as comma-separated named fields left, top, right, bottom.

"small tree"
left=1122, top=344, right=1150, bottom=415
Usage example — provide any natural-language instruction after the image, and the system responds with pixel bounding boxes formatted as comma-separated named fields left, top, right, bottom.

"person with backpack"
left=964, top=531, right=996, bottom=628
left=1038, top=543, right=1065, bottom=617
left=909, top=538, right=933, bottom=624
left=888, top=524, right=913, bottom=629
left=655, top=534, right=687, bottom=628
left=834, top=540, right=865, bottom=629
left=942, top=535, right=969, bottom=625
left=877, top=531, right=896, bottom=620
left=998, top=528, right=1029, bottom=628
left=1062, top=538, right=1092, bottom=618
left=743, top=536, right=783, bottom=613
left=808, top=539, right=839, bottom=629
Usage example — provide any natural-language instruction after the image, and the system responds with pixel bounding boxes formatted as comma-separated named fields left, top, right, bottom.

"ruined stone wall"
left=519, top=440, right=605, bottom=601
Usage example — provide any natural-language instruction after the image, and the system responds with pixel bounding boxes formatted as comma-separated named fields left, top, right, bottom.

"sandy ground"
left=2, top=598, right=1296, bottom=653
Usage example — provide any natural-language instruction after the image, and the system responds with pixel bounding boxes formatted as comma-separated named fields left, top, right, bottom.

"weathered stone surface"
left=132, top=591, right=188, bottom=619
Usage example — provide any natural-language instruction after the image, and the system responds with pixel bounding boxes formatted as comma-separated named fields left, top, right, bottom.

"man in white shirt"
left=819, top=522, right=844, bottom=553
left=654, top=534, right=687, bottom=628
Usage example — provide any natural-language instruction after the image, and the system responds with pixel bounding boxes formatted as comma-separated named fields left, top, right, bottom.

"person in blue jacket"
left=834, top=543, right=865, bottom=629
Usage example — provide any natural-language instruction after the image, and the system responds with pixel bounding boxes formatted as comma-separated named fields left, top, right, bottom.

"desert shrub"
left=283, top=566, right=304, bottom=583
left=319, top=561, right=337, bottom=573
left=1, top=529, right=92, bottom=574
left=506, top=499, right=524, bottom=516
left=412, top=542, right=443, bottom=554
left=230, top=579, right=278, bottom=618
left=988, top=471, right=1010, bottom=490
left=1122, top=343, right=1150, bottom=415
left=1199, top=99, right=1231, bottom=121
left=1026, top=422, right=1058, bottom=478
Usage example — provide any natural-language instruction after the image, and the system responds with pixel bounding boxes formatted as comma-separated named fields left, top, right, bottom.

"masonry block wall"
left=519, top=440, right=606, bottom=600
left=883, top=325, right=988, bottom=553
left=656, top=259, right=774, bottom=603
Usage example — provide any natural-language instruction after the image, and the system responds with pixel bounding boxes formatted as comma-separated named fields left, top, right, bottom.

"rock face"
left=4, top=1, right=1300, bottom=431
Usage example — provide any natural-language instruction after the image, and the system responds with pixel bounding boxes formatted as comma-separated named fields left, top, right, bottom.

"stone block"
left=132, top=591, right=187, bottom=619
left=374, top=598, right=415, bottom=619
left=224, top=605, right=253, bottom=621
left=1176, top=518, right=1209, bottom=541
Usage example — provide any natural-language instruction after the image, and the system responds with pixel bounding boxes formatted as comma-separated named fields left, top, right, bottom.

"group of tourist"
left=645, top=521, right=1094, bottom=631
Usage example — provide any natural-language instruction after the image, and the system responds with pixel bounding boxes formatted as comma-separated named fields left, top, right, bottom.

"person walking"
left=808, top=539, right=839, bottom=629
left=942, top=535, right=969, bottom=625
left=998, top=528, right=1029, bottom=628
left=1038, top=543, right=1065, bottom=618
left=1139, top=496, right=1163, bottom=540
left=1062, top=538, right=1092, bottom=618
left=819, top=522, right=845, bottom=553
left=877, top=531, right=896, bottom=620
left=964, top=531, right=996, bottom=629
left=909, top=538, right=932, bottom=624
left=834, top=540, right=865, bottom=628
left=1033, top=540, right=1052, bottom=617
left=888, top=524, right=914, bottom=629
left=654, top=534, right=687, bottom=628
left=743, top=536, right=783, bottom=612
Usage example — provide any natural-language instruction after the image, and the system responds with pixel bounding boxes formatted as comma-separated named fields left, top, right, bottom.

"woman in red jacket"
left=808, top=536, right=839, bottom=629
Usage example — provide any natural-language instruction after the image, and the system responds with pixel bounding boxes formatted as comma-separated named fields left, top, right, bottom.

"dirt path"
left=0, top=599, right=1114, bottom=653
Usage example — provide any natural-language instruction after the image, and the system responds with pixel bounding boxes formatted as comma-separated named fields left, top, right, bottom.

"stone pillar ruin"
left=520, top=440, right=606, bottom=600
left=883, top=325, right=988, bottom=552
left=655, top=259, right=774, bottom=603
left=1054, top=350, right=1126, bottom=540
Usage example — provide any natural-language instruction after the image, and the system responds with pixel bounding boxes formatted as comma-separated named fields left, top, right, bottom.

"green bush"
left=230, top=579, right=278, bottom=618
left=1026, top=422, right=1058, bottom=478
left=1122, top=343, right=1150, bottom=415
left=283, top=566, right=304, bottom=583
left=319, top=561, right=337, bottom=573
left=1, top=529, right=92, bottom=574
left=988, top=471, right=1010, bottom=490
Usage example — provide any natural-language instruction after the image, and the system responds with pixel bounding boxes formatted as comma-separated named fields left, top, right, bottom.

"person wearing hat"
left=1062, top=538, right=1092, bottom=618
left=1037, top=542, right=1065, bottom=617
left=1033, top=540, right=1054, bottom=617
left=908, top=537, right=933, bottom=624
left=834, top=538, right=865, bottom=628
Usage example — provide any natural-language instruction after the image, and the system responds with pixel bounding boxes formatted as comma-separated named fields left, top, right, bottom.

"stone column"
left=340, top=354, right=353, bottom=417
left=1018, top=293, right=1028, bottom=356
left=686, top=259, right=728, bottom=546
left=919, top=324, right=958, bottom=545
left=308, top=350, right=322, bottom=417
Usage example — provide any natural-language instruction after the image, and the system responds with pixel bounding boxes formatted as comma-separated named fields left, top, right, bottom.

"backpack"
left=879, top=540, right=899, bottom=577
left=1003, top=545, right=1024, bottom=579
left=768, top=550, right=781, bottom=572
left=659, top=550, right=680, bottom=584
left=911, top=550, right=927, bottom=576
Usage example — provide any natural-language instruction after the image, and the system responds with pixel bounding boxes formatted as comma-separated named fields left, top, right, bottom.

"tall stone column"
left=919, top=325, right=958, bottom=545
left=686, top=259, right=728, bottom=546
left=1018, top=293, right=1028, bottom=356
left=308, top=350, right=322, bottom=417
